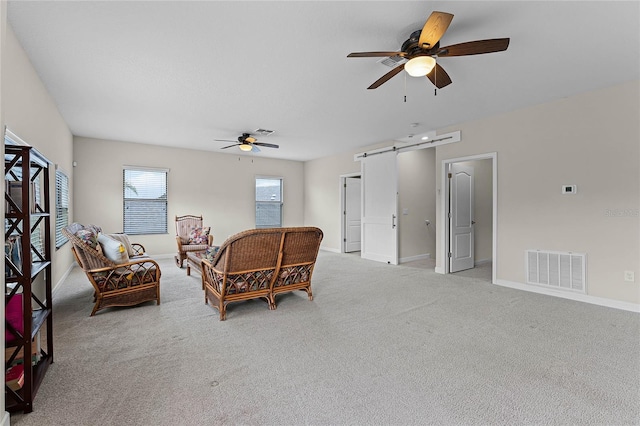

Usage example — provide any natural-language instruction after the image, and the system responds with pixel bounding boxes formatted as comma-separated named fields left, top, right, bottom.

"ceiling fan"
left=347, top=11, right=509, bottom=89
left=215, top=133, right=279, bottom=153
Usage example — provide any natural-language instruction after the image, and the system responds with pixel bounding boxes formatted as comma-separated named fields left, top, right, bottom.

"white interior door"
left=449, top=163, right=474, bottom=272
left=361, top=153, right=398, bottom=265
left=345, top=177, right=361, bottom=252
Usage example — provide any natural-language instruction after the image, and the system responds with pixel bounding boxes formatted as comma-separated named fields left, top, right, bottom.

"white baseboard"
left=320, top=246, right=341, bottom=254
left=52, top=262, right=76, bottom=300
left=475, top=258, right=492, bottom=266
left=495, top=279, right=640, bottom=313
left=399, top=253, right=431, bottom=263
left=1, top=411, right=10, bottom=426
left=153, top=253, right=177, bottom=260
left=435, top=266, right=445, bottom=274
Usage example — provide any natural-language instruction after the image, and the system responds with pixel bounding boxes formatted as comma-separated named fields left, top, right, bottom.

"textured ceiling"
left=7, top=1, right=640, bottom=161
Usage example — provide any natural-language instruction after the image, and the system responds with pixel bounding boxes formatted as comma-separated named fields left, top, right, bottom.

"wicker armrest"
left=131, top=243, right=145, bottom=256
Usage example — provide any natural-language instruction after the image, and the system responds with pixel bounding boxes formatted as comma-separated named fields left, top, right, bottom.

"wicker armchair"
left=62, top=223, right=161, bottom=316
left=175, top=215, right=214, bottom=268
left=202, top=227, right=323, bottom=320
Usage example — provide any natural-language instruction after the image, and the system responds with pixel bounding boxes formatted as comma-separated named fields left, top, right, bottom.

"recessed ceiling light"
left=421, top=136, right=429, bottom=140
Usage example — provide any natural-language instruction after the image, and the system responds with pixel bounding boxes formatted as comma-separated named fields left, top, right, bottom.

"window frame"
left=55, top=167, right=70, bottom=249
left=255, top=176, right=283, bottom=229
left=123, top=166, right=169, bottom=235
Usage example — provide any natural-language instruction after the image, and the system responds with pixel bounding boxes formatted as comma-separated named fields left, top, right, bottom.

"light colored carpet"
left=10, top=251, right=640, bottom=425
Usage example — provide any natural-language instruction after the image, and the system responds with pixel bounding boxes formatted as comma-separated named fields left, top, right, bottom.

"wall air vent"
left=378, top=56, right=407, bottom=68
left=526, top=250, right=586, bottom=293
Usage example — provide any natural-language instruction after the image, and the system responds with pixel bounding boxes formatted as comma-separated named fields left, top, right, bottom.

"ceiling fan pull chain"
left=434, top=61, right=437, bottom=96
left=404, top=72, right=408, bottom=102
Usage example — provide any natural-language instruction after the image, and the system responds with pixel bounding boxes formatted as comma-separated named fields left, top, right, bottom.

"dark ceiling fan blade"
left=347, top=51, right=407, bottom=58
left=437, top=38, right=510, bottom=57
left=221, top=144, right=239, bottom=149
left=426, top=63, right=452, bottom=88
left=367, top=63, right=405, bottom=89
left=254, top=142, right=279, bottom=149
left=418, top=11, right=454, bottom=49
left=251, top=145, right=261, bottom=153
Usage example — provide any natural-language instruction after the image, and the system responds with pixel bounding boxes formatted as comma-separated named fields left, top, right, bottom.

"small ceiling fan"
left=347, top=11, right=510, bottom=89
left=215, top=133, right=279, bottom=153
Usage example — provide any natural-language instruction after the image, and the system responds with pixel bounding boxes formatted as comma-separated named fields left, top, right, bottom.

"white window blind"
left=123, top=167, right=168, bottom=235
left=255, top=177, right=282, bottom=228
left=55, top=168, right=69, bottom=248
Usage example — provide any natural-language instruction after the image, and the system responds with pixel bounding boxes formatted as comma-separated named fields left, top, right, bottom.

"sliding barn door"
left=361, top=153, right=398, bottom=265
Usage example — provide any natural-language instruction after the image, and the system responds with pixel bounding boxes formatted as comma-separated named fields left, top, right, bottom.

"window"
left=123, top=167, right=168, bottom=235
left=55, top=168, right=69, bottom=249
left=255, top=177, right=282, bottom=228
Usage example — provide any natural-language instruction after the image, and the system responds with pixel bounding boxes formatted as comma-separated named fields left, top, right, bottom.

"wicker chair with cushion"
left=62, top=223, right=161, bottom=316
left=175, top=215, right=214, bottom=268
left=201, top=227, right=323, bottom=320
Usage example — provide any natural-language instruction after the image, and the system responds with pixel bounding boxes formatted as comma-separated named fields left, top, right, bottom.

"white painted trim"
left=435, top=266, right=445, bottom=274
left=354, top=130, right=461, bottom=161
left=441, top=152, right=498, bottom=284
left=150, top=253, right=177, bottom=260
left=320, top=246, right=341, bottom=254
left=339, top=172, right=361, bottom=254
left=1, top=411, right=10, bottom=426
left=399, top=253, right=431, bottom=263
left=475, top=258, right=492, bottom=266
left=52, top=263, right=76, bottom=300
left=4, top=127, right=29, bottom=146
left=496, top=279, right=640, bottom=313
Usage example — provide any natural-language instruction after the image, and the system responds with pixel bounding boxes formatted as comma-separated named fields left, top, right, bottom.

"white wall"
left=435, top=81, right=639, bottom=305
left=398, top=148, right=436, bottom=261
left=73, top=137, right=305, bottom=256
left=303, top=141, right=389, bottom=251
left=303, top=141, right=434, bottom=256
left=1, top=3, right=7, bottom=423
left=2, top=25, right=75, bottom=291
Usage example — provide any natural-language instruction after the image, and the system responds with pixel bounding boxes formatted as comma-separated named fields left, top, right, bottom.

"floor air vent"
left=526, top=250, right=586, bottom=293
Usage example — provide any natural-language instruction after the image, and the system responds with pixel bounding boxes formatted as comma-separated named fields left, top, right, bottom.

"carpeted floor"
left=9, top=251, right=640, bottom=425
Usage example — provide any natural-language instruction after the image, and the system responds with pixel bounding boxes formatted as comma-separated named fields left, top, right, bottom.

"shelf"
left=5, top=142, right=54, bottom=413
left=30, top=261, right=51, bottom=279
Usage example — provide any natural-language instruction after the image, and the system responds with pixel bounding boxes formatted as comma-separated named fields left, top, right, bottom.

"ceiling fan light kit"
left=239, top=143, right=253, bottom=152
left=405, top=56, right=436, bottom=77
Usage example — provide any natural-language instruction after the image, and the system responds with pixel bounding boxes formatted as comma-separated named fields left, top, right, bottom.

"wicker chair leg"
left=90, top=300, right=100, bottom=316
left=175, top=255, right=184, bottom=268
left=219, top=302, right=226, bottom=321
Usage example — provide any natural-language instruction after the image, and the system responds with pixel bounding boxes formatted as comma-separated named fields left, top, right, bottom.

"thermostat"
left=562, top=185, right=577, bottom=194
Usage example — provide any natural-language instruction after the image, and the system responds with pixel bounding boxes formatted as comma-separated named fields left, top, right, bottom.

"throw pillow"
left=203, top=245, right=220, bottom=262
left=75, top=229, right=98, bottom=249
left=189, top=227, right=210, bottom=245
left=106, top=233, right=135, bottom=257
left=97, top=233, right=130, bottom=264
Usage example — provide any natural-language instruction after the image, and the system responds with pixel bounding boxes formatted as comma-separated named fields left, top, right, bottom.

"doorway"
left=340, top=173, right=361, bottom=253
left=441, top=153, right=497, bottom=283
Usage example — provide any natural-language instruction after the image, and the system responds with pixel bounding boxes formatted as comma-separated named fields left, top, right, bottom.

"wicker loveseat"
left=62, top=223, right=161, bottom=316
left=201, top=227, right=323, bottom=320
